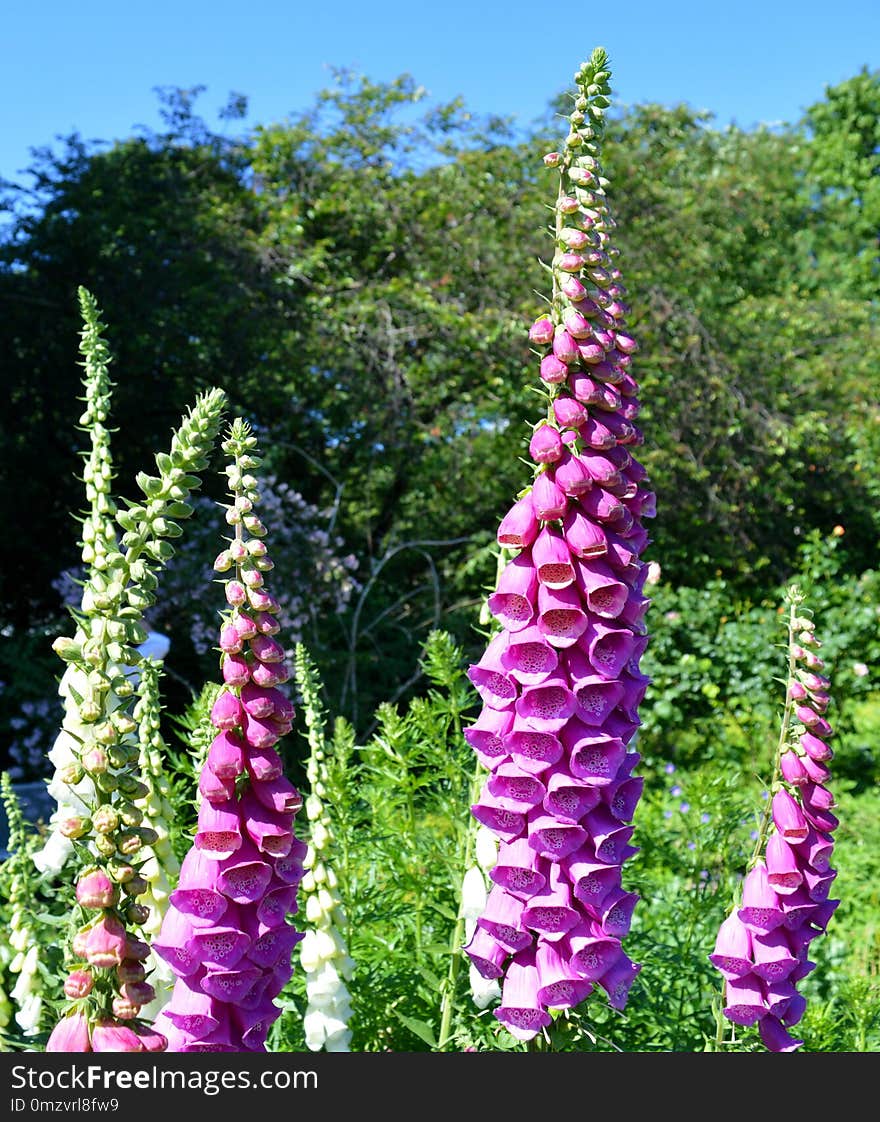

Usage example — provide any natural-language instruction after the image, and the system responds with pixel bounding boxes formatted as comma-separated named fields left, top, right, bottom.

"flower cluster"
left=710, top=587, right=839, bottom=1052
left=463, top=50, right=654, bottom=1041
left=153, top=420, right=306, bottom=1053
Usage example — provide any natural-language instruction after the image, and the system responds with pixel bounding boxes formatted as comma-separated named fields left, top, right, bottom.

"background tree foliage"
left=1, top=67, right=877, bottom=757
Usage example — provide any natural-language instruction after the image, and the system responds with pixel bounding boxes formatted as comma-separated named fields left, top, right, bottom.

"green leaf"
left=392, top=1012, right=438, bottom=1049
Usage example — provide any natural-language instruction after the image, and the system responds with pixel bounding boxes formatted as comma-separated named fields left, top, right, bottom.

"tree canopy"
left=2, top=69, right=878, bottom=732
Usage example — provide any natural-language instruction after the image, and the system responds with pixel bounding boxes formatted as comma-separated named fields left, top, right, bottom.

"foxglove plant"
left=34, top=290, right=122, bottom=878
left=463, top=49, right=654, bottom=1042
left=294, top=643, right=355, bottom=1052
left=153, top=420, right=306, bottom=1053
left=710, top=586, right=839, bottom=1052
left=45, top=298, right=227, bottom=1050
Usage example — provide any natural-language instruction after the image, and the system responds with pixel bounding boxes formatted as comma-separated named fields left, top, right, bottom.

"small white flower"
left=475, top=826, right=499, bottom=872
left=460, top=866, right=488, bottom=920
left=469, top=964, right=501, bottom=1010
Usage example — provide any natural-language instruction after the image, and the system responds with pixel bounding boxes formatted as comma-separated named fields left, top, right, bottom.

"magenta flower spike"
left=711, top=588, right=840, bottom=1052
left=154, top=420, right=304, bottom=1052
left=463, top=50, right=652, bottom=1041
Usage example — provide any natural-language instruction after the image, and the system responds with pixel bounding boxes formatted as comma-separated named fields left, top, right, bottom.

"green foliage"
left=801, top=66, right=880, bottom=300
left=3, top=69, right=879, bottom=738
left=641, top=531, right=880, bottom=783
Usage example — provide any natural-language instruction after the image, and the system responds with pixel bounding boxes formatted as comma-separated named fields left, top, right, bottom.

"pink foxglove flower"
left=154, top=420, right=305, bottom=1053
left=710, top=588, right=839, bottom=1052
left=464, top=51, right=653, bottom=1040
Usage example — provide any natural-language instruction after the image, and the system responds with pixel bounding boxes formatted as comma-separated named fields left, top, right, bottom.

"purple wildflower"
left=464, top=51, right=653, bottom=1040
left=711, top=589, right=839, bottom=1052
left=154, top=420, right=305, bottom=1053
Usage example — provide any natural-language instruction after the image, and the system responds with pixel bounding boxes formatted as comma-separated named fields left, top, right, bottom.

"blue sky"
left=2, top=0, right=878, bottom=184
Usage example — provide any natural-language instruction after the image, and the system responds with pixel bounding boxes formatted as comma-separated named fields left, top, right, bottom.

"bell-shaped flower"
left=90, top=1019, right=146, bottom=1052
left=497, top=492, right=539, bottom=549
left=771, top=788, right=809, bottom=843
left=535, top=938, right=594, bottom=1009
left=765, top=833, right=803, bottom=896
left=532, top=470, right=568, bottom=522
left=493, top=948, right=552, bottom=1042
left=463, top=704, right=514, bottom=768
left=489, top=837, right=548, bottom=900
left=566, top=922, right=623, bottom=982
left=470, top=791, right=527, bottom=843
left=467, top=631, right=517, bottom=710
left=751, top=927, right=798, bottom=984
left=503, top=718, right=564, bottom=775
left=532, top=527, right=577, bottom=589
left=195, top=797, right=243, bottom=860
left=564, top=850, right=621, bottom=915
left=604, top=775, right=645, bottom=822
left=759, top=1014, right=803, bottom=1052
left=487, top=551, right=538, bottom=632
left=561, top=505, right=607, bottom=559
left=737, top=861, right=785, bottom=933
left=501, top=625, right=559, bottom=685
left=515, top=674, right=576, bottom=732
left=562, top=721, right=626, bottom=785
left=722, top=973, right=768, bottom=1026
left=527, top=812, right=587, bottom=862
left=464, top=926, right=510, bottom=981
left=46, top=1011, right=92, bottom=1052
left=542, top=766, right=602, bottom=822
left=521, top=863, right=580, bottom=937
left=477, top=884, right=533, bottom=953
left=582, top=804, right=636, bottom=866
left=537, top=583, right=589, bottom=649
left=487, top=762, right=547, bottom=813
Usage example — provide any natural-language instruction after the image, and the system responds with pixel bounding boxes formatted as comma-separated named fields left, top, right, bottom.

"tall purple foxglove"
left=464, top=49, right=654, bottom=1041
left=710, top=586, right=839, bottom=1052
left=154, top=419, right=306, bottom=1053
